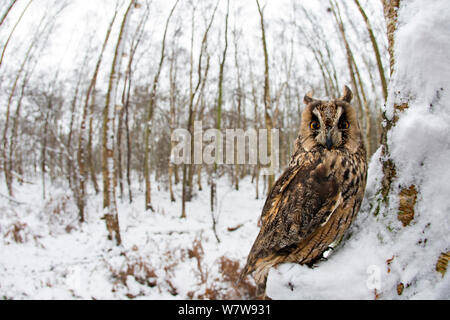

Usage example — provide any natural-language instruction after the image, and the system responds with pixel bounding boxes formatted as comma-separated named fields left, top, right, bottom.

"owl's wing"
left=244, top=151, right=342, bottom=274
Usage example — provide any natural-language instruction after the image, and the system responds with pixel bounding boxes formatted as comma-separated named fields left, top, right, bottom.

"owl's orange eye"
left=310, top=121, right=320, bottom=130
left=339, top=120, right=350, bottom=130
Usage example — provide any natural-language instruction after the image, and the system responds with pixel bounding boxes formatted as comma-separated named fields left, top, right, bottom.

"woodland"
left=0, top=0, right=448, bottom=300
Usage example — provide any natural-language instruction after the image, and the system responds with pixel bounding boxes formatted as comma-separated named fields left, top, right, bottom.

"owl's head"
left=300, top=86, right=362, bottom=153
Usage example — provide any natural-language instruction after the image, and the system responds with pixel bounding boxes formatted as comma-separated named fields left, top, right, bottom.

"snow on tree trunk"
left=266, top=0, right=450, bottom=299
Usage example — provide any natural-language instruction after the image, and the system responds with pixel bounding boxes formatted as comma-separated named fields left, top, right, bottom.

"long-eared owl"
left=240, top=86, right=368, bottom=296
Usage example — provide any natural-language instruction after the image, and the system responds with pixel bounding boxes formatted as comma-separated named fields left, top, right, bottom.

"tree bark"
left=380, top=0, right=401, bottom=200
left=330, top=0, right=374, bottom=155
left=210, top=0, right=229, bottom=244
left=353, top=0, right=388, bottom=101
left=256, top=0, right=274, bottom=192
left=0, top=0, right=33, bottom=69
left=0, top=0, right=18, bottom=27
left=78, top=6, right=118, bottom=222
left=143, top=0, right=178, bottom=211
left=102, top=0, right=135, bottom=245
left=2, top=5, right=46, bottom=196
left=181, top=1, right=218, bottom=218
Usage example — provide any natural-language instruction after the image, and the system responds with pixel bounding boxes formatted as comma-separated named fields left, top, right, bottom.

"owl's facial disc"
left=311, top=106, right=345, bottom=150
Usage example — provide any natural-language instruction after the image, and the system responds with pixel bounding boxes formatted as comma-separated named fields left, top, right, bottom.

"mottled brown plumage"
left=240, top=86, right=367, bottom=296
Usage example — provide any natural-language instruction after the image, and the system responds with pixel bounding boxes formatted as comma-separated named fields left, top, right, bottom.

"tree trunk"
left=182, top=1, right=218, bottom=218
left=0, top=0, right=33, bottom=69
left=353, top=0, right=388, bottom=100
left=2, top=4, right=45, bottom=196
left=210, top=0, right=229, bottom=243
left=256, top=0, right=274, bottom=192
left=168, top=44, right=178, bottom=203
left=0, top=0, right=18, bottom=27
left=143, top=0, right=178, bottom=211
left=78, top=7, right=118, bottom=222
left=102, top=0, right=135, bottom=246
left=330, top=0, right=373, bottom=155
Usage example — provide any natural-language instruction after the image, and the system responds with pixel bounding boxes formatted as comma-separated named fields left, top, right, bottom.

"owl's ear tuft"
left=303, top=91, right=315, bottom=105
left=340, top=85, right=353, bottom=103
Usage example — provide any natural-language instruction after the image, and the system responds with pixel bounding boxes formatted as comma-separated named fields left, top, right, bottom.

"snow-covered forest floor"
left=0, top=176, right=264, bottom=299
left=3, top=156, right=448, bottom=300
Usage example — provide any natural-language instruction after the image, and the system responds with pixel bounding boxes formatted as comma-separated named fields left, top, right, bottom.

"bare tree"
left=210, top=0, right=230, bottom=243
left=329, top=0, right=375, bottom=155
left=168, top=21, right=182, bottom=203
left=2, top=1, right=61, bottom=196
left=0, top=0, right=33, bottom=69
left=0, top=0, right=18, bottom=27
left=256, top=0, right=274, bottom=192
left=353, top=0, right=388, bottom=101
left=181, top=0, right=218, bottom=218
left=78, top=5, right=119, bottom=222
left=143, top=0, right=179, bottom=211
left=120, top=1, right=150, bottom=204
left=102, top=0, right=135, bottom=245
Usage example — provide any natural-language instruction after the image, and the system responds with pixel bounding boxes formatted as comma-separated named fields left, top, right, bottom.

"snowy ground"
left=1, top=159, right=449, bottom=300
left=0, top=175, right=264, bottom=299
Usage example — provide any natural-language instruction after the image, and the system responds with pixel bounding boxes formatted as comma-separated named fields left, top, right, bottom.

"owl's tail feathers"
left=237, top=262, right=252, bottom=286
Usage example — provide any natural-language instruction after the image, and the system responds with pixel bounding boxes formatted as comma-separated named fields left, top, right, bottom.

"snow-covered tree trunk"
left=375, top=0, right=450, bottom=296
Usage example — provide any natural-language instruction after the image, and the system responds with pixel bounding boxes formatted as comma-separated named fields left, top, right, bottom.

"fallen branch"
left=227, top=224, right=243, bottom=232
left=0, top=192, right=27, bottom=205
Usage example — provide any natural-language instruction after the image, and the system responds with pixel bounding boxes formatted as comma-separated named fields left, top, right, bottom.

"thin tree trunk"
left=8, top=71, right=30, bottom=194
left=87, top=93, right=99, bottom=194
left=297, top=25, right=332, bottom=97
left=42, top=113, right=49, bottom=200
left=124, top=62, right=134, bottom=204
left=67, top=55, right=88, bottom=190
left=330, top=0, right=365, bottom=135
left=210, top=0, right=229, bottom=244
left=256, top=0, right=274, bottom=192
left=233, top=19, right=243, bottom=191
left=2, top=5, right=44, bottom=196
left=123, top=4, right=149, bottom=204
left=182, top=1, right=218, bottom=218
left=0, top=0, right=33, bottom=69
left=117, top=106, right=125, bottom=199
left=297, top=4, right=339, bottom=98
left=0, top=0, right=18, bottom=27
left=78, top=6, right=118, bottom=222
left=102, top=0, right=135, bottom=246
left=353, top=0, right=388, bottom=100
left=144, top=0, right=178, bottom=211
left=168, top=42, right=178, bottom=202
left=248, top=48, right=260, bottom=200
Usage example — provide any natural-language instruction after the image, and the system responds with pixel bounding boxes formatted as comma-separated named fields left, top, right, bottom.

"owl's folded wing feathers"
left=242, top=151, right=341, bottom=276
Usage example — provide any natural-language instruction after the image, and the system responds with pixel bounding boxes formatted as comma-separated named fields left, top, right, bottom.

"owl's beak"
left=326, top=131, right=333, bottom=150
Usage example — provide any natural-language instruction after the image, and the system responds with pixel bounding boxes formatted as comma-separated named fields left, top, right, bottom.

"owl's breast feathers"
left=241, top=148, right=367, bottom=284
